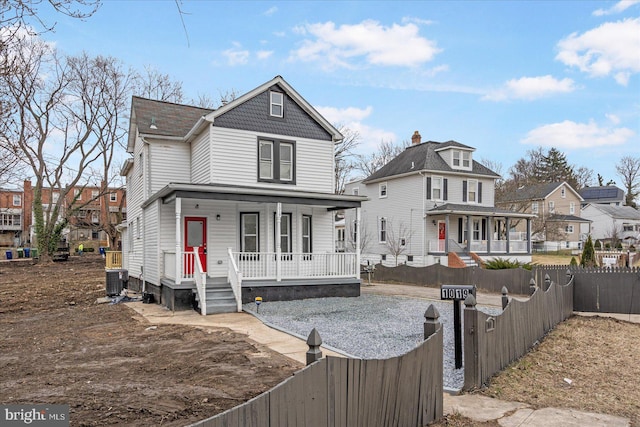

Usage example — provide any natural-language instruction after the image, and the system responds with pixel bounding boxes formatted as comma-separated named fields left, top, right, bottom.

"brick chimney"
left=411, top=130, right=422, bottom=145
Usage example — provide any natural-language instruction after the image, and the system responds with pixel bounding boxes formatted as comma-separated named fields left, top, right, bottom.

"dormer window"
left=462, top=152, right=470, bottom=168
left=270, top=91, right=283, bottom=118
left=453, top=151, right=460, bottom=167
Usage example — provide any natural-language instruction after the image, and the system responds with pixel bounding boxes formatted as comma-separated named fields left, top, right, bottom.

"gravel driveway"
left=243, top=293, right=501, bottom=390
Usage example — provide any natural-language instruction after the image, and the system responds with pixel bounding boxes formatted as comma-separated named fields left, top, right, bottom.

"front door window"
left=184, top=217, right=207, bottom=274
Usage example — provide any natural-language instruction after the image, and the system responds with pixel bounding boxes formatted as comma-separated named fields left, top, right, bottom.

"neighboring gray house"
left=120, top=76, right=366, bottom=314
left=581, top=204, right=640, bottom=246
left=578, top=185, right=625, bottom=207
left=345, top=131, right=534, bottom=267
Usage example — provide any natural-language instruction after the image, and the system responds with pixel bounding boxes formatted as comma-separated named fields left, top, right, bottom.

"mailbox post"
left=440, top=284, right=476, bottom=369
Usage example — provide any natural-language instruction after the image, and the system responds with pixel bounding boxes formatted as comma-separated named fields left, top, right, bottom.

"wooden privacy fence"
left=188, top=309, right=444, bottom=427
left=571, top=266, right=640, bottom=314
left=463, top=274, right=574, bottom=390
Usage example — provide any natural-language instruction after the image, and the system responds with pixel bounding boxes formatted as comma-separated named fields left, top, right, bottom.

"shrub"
left=594, top=240, right=602, bottom=249
left=630, top=245, right=636, bottom=252
left=581, top=235, right=596, bottom=267
left=484, top=257, right=533, bottom=270
left=570, top=257, right=578, bottom=267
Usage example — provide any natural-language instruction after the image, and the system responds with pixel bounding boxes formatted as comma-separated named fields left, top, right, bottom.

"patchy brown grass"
left=477, top=315, right=640, bottom=425
left=532, top=253, right=574, bottom=265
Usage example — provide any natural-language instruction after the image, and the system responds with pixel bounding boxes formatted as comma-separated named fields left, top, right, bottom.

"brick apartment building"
left=0, top=180, right=126, bottom=248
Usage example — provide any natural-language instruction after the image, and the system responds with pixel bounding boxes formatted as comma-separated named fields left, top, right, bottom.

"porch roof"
left=426, top=203, right=536, bottom=218
left=143, top=182, right=368, bottom=210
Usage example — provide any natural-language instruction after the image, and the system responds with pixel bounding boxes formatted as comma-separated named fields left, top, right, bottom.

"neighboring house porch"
left=425, top=203, right=533, bottom=260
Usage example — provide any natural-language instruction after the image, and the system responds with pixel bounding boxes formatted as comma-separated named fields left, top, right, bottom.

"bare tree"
left=615, top=156, right=640, bottom=208
left=383, top=219, right=413, bottom=266
left=574, top=166, right=594, bottom=189
left=346, top=217, right=372, bottom=254
left=133, top=65, right=184, bottom=103
left=334, top=125, right=360, bottom=194
left=355, top=139, right=408, bottom=178
left=0, top=32, right=123, bottom=258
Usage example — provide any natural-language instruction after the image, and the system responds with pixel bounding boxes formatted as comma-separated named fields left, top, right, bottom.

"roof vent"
left=149, top=117, right=158, bottom=130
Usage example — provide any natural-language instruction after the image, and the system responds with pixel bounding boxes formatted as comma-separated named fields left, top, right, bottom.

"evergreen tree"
left=535, top=148, right=578, bottom=188
left=580, top=235, right=596, bottom=268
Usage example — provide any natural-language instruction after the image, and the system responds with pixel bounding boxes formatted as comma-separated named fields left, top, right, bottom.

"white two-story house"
left=345, top=131, right=533, bottom=267
left=120, top=76, right=366, bottom=314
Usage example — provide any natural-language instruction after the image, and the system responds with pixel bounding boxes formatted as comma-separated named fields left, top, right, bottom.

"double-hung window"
left=258, top=139, right=295, bottom=183
left=12, top=195, right=21, bottom=206
left=302, top=215, right=312, bottom=258
left=379, top=217, right=387, bottom=243
left=549, top=201, right=555, bottom=213
left=462, top=152, right=470, bottom=168
left=270, top=91, right=284, bottom=117
left=240, top=213, right=259, bottom=253
left=379, top=182, right=387, bottom=198
left=569, top=202, right=575, bottom=214
left=432, top=176, right=442, bottom=200
left=110, top=193, right=117, bottom=202
left=453, top=151, right=460, bottom=167
left=532, top=201, right=539, bottom=214
left=274, top=213, right=292, bottom=259
left=467, top=180, right=478, bottom=203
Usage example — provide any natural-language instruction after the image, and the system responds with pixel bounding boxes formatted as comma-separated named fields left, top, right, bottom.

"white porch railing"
left=227, top=248, right=243, bottom=312
left=192, top=248, right=207, bottom=316
left=233, top=252, right=358, bottom=280
left=426, top=239, right=529, bottom=254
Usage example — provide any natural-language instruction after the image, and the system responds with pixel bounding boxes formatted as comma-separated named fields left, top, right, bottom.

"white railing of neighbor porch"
left=192, top=248, right=207, bottom=316
left=227, top=248, right=243, bottom=312
left=232, top=252, right=357, bottom=280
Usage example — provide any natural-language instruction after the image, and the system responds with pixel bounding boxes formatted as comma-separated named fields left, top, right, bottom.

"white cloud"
left=222, top=42, right=250, bottom=66
left=290, top=20, right=441, bottom=69
left=593, top=0, right=640, bottom=16
left=316, top=105, right=396, bottom=148
left=606, top=113, right=621, bottom=125
left=556, top=18, right=640, bottom=85
left=521, top=120, right=635, bottom=149
left=401, top=16, right=435, bottom=26
left=263, top=6, right=278, bottom=16
left=256, top=50, right=273, bottom=60
left=483, top=75, right=576, bottom=101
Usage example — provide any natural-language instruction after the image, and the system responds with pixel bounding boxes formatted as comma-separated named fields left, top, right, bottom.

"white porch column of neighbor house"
left=175, top=197, right=182, bottom=284
left=487, top=216, right=492, bottom=253
left=445, top=215, right=450, bottom=253
left=506, top=217, right=511, bottom=254
left=276, top=202, right=281, bottom=282
left=526, top=218, right=532, bottom=253
left=467, top=215, right=472, bottom=249
left=356, top=207, right=361, bottom=279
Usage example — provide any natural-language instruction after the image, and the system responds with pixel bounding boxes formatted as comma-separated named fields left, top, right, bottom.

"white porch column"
left=175, top=197, right=182, bottom=284
left=487, top=216, right=492, bottom=253
left=506, top=217, right=511, bottom=254
left=356, top=207, right=361, bottom=279
left=276, top=202, right=282, bottom=282
left=526, top=218, right=532, bottom=254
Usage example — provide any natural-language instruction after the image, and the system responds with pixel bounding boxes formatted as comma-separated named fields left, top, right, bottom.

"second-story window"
left=570, top=202, right=575, bottom=214
left=549, top=201, right=555, bottom=213
left=91, top=190, right=99, bottom=199
left=352, top=188, right=359, bottom=196
left=453, top=151, right=460, bottom=167
left=462, top=152, right=470, bottom=168
left=110, top=193, right=117, bottom=202
left=467, top=179, right=478, bottom=203
left=270, top=91, right=284, bottom=118
left=379, top=182, right=387, bottom=198
left=258, top=139, right=295, bottom=184
left=532, top=201, right=539, bottom=214
left=13, top=195, right=21, bottom=206
left=432, top=176, right=442, bottom=200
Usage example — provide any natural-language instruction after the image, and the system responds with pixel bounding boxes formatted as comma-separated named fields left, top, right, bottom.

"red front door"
left=438, top=221, right=446, bottom=252
left=185, top=217, right=207, bottom=274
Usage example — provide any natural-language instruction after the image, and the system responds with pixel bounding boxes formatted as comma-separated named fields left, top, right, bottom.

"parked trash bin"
left=24, top=248, right=30, bottom=257
left=31, top=248, right=38, bottom=259
left=99, top=247, right=106, bottom=258
left=17, top=248, right=23, bottom=258
left=5, top=250, right=12, bottom=260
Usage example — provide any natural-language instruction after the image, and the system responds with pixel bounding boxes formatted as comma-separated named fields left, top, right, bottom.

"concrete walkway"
left=125, top=284, right=632, bottom=426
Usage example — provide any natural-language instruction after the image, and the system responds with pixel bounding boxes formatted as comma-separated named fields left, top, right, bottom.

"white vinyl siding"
left=148, top=140, right=191, bottom=194
left=209, top=127, right=333, bottom=193
left=191, top=130, right=210, bottom=183
left=143, top=202, right=160, bottom=285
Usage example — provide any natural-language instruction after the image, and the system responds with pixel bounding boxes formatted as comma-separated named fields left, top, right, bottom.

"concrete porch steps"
left=194, top=280, right=237, bottom=315
left=458, top=254, right=478, bottom=267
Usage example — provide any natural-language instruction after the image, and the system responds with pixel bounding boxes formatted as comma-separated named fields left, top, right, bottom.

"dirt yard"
left=0, top=256, right=301, bottom=426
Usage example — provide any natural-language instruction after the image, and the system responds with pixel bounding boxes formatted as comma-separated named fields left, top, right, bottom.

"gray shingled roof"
left=131, top=96, right=213, bottom=138
left=589, top=204, right=640, bottom=220
left=500, top=182, right=564, bottom=202
left=362, top=141, right=500, bottom=183
left=547, top=214, right=591, bottom=223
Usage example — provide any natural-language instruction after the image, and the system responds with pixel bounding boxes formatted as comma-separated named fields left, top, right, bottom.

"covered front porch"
left=425, top=204, right=535, bottom=258
left=146, top=183, right=365, bottom=314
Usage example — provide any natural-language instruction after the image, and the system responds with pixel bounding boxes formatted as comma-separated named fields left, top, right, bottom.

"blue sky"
left=36, top=0, right=639, bottom=185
